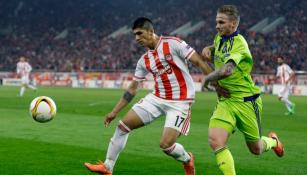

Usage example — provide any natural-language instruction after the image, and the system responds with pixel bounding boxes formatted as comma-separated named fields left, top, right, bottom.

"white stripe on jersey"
left=276, top=63, right=293, bottom=85
left=17, top=61, right=32, bottom=78
left=134, top=36, right=195, bottom=101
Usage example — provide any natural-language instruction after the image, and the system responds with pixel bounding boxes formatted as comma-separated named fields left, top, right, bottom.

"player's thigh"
left=209, top=101, right=236, bottom=135
left=236, top=97, right=263, bottom=142
left=164, top=102, right=192, bottom=136
left=21, top=77, right=29, bottom=86
left=278, top=86, right=287, bottom=98
left=121, top=109, right=145, bottom=130
left=130, top=94, right=163, bottom=128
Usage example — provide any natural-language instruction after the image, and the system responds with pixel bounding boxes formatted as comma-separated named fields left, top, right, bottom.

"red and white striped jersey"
left=276, top=63, right=293, bottom=85
left=134, top=36, right=195, bottom=101
left=17, top=61, right=32, bottom=78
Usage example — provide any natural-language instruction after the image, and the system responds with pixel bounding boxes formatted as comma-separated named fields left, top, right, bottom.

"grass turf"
left=0, top=86, right=306, bottom=175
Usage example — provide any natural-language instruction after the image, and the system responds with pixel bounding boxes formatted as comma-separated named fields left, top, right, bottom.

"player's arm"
left=286, top=70, right=295, bottom=84
left=104, top=80, right=139, bottom=127
left=203, top=60, right=236, bottom=90
left=189, top=52, right=230, bottom=97
left=201, top=44, right=215, bottom=61
left=189, top=52, right=213, bottom=75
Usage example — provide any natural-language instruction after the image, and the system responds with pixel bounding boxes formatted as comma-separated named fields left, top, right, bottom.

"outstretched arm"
left=203, top=60, right=236, bottom=90
left=104, top=80, right=139, bottom=127
left=189, top=52, right=213, bottom=75
left=189, top=52, right=230, bottom=97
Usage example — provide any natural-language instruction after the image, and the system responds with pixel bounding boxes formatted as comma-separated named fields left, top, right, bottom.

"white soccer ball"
left=29, top=96, right=57, bottom=123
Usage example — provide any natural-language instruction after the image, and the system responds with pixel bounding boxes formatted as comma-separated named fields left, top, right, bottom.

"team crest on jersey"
left=165, top=54, right=173, bottom=61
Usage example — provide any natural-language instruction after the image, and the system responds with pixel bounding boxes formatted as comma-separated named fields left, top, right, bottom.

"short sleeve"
left=133, top=58, right=148, bottom=81
left=286, top=65, right=293, bottom=74
left=174, top=40, right=195, bottom=60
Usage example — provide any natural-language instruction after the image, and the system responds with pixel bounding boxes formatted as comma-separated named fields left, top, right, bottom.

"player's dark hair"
left=277, top=55, right=284, bottom=60
left=132, top=17, right=154, bottom=30
left=218, top=5, right=240, bottom=22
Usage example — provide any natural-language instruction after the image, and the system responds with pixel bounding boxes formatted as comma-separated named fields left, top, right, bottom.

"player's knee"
left=248, top=145, right=262, bottom=155
left=118, top=120, right=131, bottom=133
left=250, top=148, right=262, bottom=155
left=208, top=136, right=226, bottom=150
left=159, top=140, right=173, bottom=150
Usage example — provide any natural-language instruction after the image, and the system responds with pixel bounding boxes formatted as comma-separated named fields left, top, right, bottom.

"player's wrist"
left=111, top=110, right=120, bottom=116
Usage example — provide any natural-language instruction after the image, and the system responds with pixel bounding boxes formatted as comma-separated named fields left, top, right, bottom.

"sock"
left=215, top=147, right=236, bottom=175
left=281, top=98, right=293, bottom=111
left=28, top=84, right=37, bottom=90
left=105, top=121, right=130, bottom=172
left=20, top=87, right=25, bottom=96
left=163, top=143, right=191, bottom=163
left=261, top=136, right=277, bottom=151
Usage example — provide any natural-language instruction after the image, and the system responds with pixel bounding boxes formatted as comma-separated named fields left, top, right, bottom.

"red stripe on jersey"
left=181, top=103, right=192, bottom=134
left=152, top=50, right=173, bottom=99
left=144, top=53, right=160, bottom=97
left=163, top=42, right=187, bottom=100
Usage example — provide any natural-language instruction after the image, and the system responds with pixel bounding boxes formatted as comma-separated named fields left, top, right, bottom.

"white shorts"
left=132, top=93, right=193, bottom=136
left=21, top=76, right=30, bottom=85
left=278, top=85, right=291, bottom=99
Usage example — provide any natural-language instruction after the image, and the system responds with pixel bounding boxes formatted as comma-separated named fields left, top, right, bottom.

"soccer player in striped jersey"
left=276, top=56, right=296, bottom=115
left=16, top=56, right=37, bottom=97
left=201, top=5, right=284, bottom=175
left=84, top=17, right=227, bottom=175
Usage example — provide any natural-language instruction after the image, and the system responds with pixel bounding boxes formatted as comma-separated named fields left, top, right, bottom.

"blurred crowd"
left=0, top=0, right=306, bottom=73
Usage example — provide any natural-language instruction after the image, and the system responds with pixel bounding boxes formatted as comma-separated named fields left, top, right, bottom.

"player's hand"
left=211, top=81, right=230, bottom=98
left=202, top=78, right=216, bottom=92
left=104, top=111, right=117, bottom=127
left=202, top=46, right=212, bottom=61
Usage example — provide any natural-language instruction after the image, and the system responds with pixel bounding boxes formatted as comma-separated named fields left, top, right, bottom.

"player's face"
left=216, top=13, right=237, bottom=36
left=20, top=57, right=25, bottom=62
left=277, top=57, right=284, bottom=65
left=133, top=28, right=153, bottom=48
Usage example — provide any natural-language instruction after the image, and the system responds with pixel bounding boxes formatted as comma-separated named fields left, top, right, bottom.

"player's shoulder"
left=233, top=34, right=249, bottom=49
left=138, top=52, right=148, bottom=62
left=234, top=34, right=248, bottom=44
left=161, top=36, right=183, bottom=43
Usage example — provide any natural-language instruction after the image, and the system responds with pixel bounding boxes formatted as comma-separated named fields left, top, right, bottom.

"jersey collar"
left=221, top=30, right=239, bottom=42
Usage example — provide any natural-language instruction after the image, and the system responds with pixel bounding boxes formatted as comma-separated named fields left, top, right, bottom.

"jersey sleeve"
left=133, top=58, right=148, bottom=81
left=174, top=40, right=195, bottom=60
left=286, top=64, right=293, bottom=75
left=223, top=38, right=247, bottom=65
left=27, top=63, right=32, bottom=72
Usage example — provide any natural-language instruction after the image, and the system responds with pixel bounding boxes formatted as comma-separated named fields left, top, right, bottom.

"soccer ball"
left=29, top=96, right=57, bottom=123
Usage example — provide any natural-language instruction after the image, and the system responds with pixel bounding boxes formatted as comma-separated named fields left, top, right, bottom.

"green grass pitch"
left=0, top=86, right=306, bottom=175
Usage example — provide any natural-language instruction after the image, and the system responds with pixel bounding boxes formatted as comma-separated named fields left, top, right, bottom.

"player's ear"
left=148, top=29, right=154, bottom=36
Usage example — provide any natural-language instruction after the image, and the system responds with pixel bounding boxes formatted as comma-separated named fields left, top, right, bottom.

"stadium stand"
left=0, top=0, right=306, bottom=72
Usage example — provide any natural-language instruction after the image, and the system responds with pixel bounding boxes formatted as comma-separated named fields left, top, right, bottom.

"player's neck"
left=148, top=34, right=160, bottom=50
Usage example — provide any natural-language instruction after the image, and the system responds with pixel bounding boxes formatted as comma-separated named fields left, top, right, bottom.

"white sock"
left=20, top=87, right=25, bottom=96
left=105, top=122, right=130, bottom=172
left=163, top=143, right=191, bottom=163
left=281, top=98, right=293, bottom=111
left=28, top=84, right=37, bottom=90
